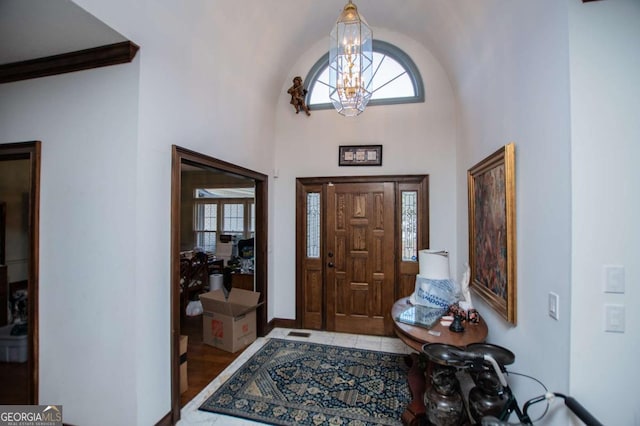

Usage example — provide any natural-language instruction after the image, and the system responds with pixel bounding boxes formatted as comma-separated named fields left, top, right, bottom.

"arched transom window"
left=305, top=40, right=424, bottom=110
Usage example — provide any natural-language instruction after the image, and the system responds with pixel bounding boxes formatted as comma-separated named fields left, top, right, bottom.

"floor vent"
left=288, top=331, right=311, bottom=338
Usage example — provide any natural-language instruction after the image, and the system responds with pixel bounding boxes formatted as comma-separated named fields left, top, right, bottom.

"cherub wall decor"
left=287, top=76, right=311, bottom=116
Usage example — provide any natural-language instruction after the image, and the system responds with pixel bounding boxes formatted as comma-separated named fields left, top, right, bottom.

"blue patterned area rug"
left=199, top=338, right=410, bottom=425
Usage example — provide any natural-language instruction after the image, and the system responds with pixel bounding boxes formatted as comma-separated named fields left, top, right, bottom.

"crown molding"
left=0, top=41, right=139, bottom=84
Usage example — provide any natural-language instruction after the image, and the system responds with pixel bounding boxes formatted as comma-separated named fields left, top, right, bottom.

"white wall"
left=569, top=1, right=640, bottom=424
left=272, top=29, right=458, bottom=320
left=67, top=1, right=286, bottom=423
left=452, top=1, right=573, bottom=423
left=0, top=62, right=140, bottom=425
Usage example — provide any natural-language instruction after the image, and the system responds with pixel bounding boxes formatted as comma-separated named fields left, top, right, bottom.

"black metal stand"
left=498, top=387, right=532, bottom=425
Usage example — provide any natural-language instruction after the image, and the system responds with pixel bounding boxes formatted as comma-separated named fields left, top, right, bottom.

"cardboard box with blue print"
left=199, top=288, right=261, bottom=353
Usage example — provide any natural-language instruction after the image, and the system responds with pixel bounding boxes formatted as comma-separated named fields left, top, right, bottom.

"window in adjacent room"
left=305, top=40, right=424, bottom=110
left=194, top=187, right=255, bottom=251
left=194, top=201, right=217, bottom=252
left=222, top=203, right=244, bottom=239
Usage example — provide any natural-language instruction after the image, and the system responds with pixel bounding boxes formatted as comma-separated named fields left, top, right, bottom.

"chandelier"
left=329, top=0, right=373, bottom=117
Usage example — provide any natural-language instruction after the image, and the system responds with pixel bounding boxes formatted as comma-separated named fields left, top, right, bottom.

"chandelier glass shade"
left=329, top=0, right=373, bottom=117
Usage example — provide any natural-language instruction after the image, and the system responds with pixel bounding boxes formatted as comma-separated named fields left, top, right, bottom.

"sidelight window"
left=401, top=191, right=418, bottom=261
left=306, top=193, right=321, bottom=258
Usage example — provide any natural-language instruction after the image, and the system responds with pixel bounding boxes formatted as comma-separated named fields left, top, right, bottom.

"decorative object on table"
left=287, top=76, right=310, bottom=116
left=199, top=338, right=410, bottom=425
left=467, top=308, right=480, bottom=324
left=410, top=249, right=460, bottom=310
left=458, top=263, right=474, bottom=312
left=446, top=303, right=466, bottom=320
left=467, top=143, right=517, bottom=324
left=329, top=0, right=373, bottom=116
left=448, top=314, right=465, bottom=333
left=338, top=144, right=382, bottom=166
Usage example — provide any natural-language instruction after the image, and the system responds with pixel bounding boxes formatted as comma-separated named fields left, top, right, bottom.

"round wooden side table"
left=392, top=297, right=489, bottom=426
left=392, top=297, right=488, bottom=351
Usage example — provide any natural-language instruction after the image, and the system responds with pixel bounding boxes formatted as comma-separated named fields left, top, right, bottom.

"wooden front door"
left=326, top=182, right=395, bottom=336
left=296, top=175, right=429, bottom=337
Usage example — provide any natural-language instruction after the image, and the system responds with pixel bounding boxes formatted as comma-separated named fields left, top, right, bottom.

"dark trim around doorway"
left=169, top=145, right=269, bottom=424
left=0, top=141, right=41, bottom=404
left=295, top=175, right=429, bottom=332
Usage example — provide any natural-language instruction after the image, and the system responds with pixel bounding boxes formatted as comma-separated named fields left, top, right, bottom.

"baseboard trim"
left=154, top=410, right=172, bottom=426
left=271, top=318, right=299, bottom=329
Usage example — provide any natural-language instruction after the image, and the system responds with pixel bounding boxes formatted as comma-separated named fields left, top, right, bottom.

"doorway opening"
left=170, top=146, right=269, bottom=423
left=0, top=141, right=40, bottom=405
left=296, top=175, right=428, bottom=336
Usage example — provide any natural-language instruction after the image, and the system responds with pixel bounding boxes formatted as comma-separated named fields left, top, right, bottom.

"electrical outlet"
left=548, top=292, right=559, bottom=320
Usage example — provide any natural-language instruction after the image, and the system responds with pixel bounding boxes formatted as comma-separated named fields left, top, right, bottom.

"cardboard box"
left=200, top=288, right=261, bottom=353
left=179, top=335, right=188, bottom=394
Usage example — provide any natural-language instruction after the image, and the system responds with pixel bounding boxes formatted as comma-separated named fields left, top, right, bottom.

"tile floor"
left=178, top=328, right=414, bottom=425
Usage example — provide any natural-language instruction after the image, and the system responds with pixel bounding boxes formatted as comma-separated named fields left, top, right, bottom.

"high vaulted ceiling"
left=1, top=0, right=503, bottom=92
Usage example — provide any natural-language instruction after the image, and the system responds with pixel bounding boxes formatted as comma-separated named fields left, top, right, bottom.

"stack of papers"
left=396, top=305, right=447, bottom=329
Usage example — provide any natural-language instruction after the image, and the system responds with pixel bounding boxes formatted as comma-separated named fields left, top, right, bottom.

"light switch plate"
left=604, top=304, right=625, bottom=333
left=603, top=265, right=625, bottom=293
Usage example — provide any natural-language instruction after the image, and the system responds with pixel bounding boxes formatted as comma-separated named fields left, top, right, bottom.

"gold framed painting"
left=467, top=143, right=517, bottom=324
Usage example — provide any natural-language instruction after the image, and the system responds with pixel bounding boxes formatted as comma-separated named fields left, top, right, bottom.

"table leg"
left=402, top=353, right=427, bottom=426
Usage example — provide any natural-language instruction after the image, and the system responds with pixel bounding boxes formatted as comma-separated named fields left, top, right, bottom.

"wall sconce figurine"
left=287, top=76, right=311, bottom=116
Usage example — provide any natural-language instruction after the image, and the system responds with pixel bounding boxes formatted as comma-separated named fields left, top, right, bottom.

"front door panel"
left=326, top=182, right=395, bottom=336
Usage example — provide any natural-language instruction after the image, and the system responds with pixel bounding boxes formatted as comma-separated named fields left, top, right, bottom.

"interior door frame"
left=295, top=175, right=429, bottom=332
left=170, top=145, right=269, bottom=423
left=0, top=141, right=40, bottom=404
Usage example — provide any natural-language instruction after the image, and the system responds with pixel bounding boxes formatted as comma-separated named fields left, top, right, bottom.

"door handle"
left=327, top=262, right=334, bottom=268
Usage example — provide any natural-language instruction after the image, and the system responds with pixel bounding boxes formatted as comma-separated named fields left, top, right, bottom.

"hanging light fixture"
left=329, top=0, right=373, bottom=117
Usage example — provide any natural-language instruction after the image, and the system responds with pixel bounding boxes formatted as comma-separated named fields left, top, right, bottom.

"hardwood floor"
left=179, top=314, right=246, bottom=407
left=1, top=315, right=244, bottom=407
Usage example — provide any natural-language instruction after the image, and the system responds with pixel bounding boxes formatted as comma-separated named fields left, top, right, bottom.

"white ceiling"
left=0, top=0, right=495, bottom=85
left=0, top=0, right=126, bottom=64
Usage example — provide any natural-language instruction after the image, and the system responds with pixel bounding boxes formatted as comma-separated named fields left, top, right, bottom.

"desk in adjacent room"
left=231, top=272, right=254, bottom=291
